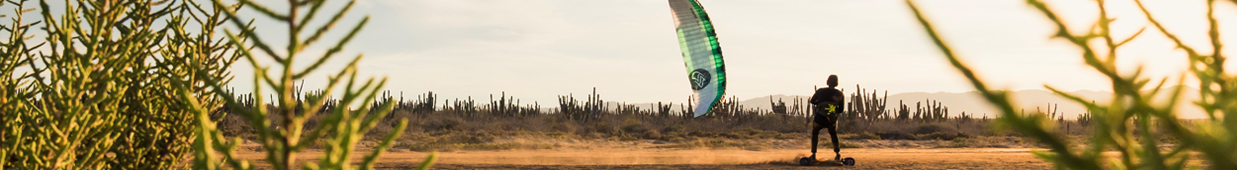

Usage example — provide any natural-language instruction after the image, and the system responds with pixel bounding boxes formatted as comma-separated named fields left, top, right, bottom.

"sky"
left=191, top=0, right=1237, bottom=105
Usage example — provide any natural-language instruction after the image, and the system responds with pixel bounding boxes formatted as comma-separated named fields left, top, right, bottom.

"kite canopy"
left=669, top=0, right=726, bottom=117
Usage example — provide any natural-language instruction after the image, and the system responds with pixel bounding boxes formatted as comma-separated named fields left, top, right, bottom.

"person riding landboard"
left=808, top=74, right=844, bottom=161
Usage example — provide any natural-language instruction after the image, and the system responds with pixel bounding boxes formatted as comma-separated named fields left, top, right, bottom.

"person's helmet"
left=827, top=74, right=839, bottom=88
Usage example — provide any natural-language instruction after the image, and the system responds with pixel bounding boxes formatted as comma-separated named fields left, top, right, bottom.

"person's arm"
left=837, top=95, right=845, bottom=113
left=808, top=89, right=823, bottom=104
left=838, top=91, right=846, bottom=112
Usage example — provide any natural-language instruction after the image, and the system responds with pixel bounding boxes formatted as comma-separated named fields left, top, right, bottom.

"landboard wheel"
left=842, top=157, right=856, bottom=166
left=798, top=157, right=815, bottom=166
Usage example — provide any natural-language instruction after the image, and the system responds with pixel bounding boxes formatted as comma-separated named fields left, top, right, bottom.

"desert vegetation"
left=209, top=83, right=1108, bottom=153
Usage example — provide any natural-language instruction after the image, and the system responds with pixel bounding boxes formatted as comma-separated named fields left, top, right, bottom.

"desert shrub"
left=909, top=0, right=1237, bottom=169
left=547, top=131, right=571, bottom=139
left=688, top=131, right=720, bottom=138
left=917, top=132, right=959, bottom=141
left=643, top=130, right=664, bottom=140
left=663, top=136, right=687, bottom=143
left=914, top=123, right=959, bottom=135
left=956, top=132, right=972, bottom=139
left=663, top=125, right=687, bottom=134
left=850, top=132, right=883, bottom=140
left=877, top=131, right=915, bottom=140
left=425, top=116, right=468, bottom=131
left=406, top=132, right=522, bottom=152
left=947, top=138, right=972, bottom=148
left=552, top=121, right=580, bottom=134
left=618, top=134, right=642, bottom=141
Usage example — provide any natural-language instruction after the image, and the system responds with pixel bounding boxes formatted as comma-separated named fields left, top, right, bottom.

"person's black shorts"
left=813, top=111, right=838, bottom=127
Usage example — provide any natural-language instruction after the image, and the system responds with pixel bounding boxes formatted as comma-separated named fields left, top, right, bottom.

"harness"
left=816, top=103, right=839, bottom=117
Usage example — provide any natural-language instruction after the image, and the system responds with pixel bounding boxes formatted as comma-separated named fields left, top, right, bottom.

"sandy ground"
left=227, top=135, right=1069, bottom=169
left=405, top=148, right=1050, bottom=169
left=239, top=148, right=1052, bottom=169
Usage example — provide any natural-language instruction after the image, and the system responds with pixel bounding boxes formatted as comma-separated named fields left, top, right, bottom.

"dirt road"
left=338, top=148, right=1052, bottom=169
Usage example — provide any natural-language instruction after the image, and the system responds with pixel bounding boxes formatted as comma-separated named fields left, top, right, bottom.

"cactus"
left=957, top=112, right=973, bottom=123
left=913, top=101, right=922, bottom=121
left=1077, top=101, right=1094, bottom=127
left=770, top=96, right=788, bottom=116
left=189, top=0, right=436, bottom=169
left=897, top=100, right=912, bottom=121
left=486, top=91, right=527, bottom=117
left=848, top=85, right=889, bottom=121
left=656, top=102, right=673, bottom=118
left=557, top=87, right=605, bottom=121
left=0, top=0, right=248, bottom=168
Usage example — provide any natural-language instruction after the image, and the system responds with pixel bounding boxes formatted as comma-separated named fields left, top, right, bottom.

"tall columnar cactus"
left=793, top=96, right=806, bottom=118
left=681, top=96, right=694, bottom=119
left=913, top=101, right=923, bottom=121
left=1077, top=110, right=1092, bottom=127
left=848, top=85, right=888, bottom=121
left=1038, top=103, right=1063, bottom=124
left=557, top=87, right=605, bottom=121
left=956, top=112, right=973, bottom=123
left=378, top=91, right=437, bottom=119
left=587, top=88, right=603, bottom=120
left=931, top=101, right=949, bottom=122
left=488, top=91, right=526, bottom=117
left=452, top=96, right=478, bottom=116
left=656, top=102, right=673, bottom=118
left=896, top=100, right=911, bottom=121
left=708, top=96, right=741, bottom=119
left=770, top=96, right=788, bottom=116
left=558, top=94, right=578, bottom=119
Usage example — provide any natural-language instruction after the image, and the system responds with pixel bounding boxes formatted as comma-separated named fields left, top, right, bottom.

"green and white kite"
left=669, top=0, right=726, bottom=117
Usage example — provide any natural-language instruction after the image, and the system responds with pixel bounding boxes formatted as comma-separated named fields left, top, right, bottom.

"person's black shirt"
left=809, top=87, right=844, bottom=115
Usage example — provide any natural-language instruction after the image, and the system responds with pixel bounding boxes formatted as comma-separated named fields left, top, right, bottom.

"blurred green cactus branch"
left=908, top=0, right=1236, bottom=169
left=190, top=0, right=433, bottom=169
left=1, top=0, right=251, bottom=169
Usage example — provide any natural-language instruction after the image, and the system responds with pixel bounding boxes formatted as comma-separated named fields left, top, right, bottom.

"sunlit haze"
left=220, top=0, right=1237, bottom=113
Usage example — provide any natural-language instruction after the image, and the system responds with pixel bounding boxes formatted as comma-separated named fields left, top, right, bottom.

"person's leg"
left=811, top=122, right=824, bottom=158
left=828, top=125, right=840, bottom=160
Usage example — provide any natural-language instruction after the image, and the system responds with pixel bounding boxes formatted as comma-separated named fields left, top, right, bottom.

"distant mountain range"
left=613, top=86, right=1207, bottom=119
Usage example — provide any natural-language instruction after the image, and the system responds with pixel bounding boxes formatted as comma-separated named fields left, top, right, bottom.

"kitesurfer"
left=808, top=74, right=845, bottom=161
